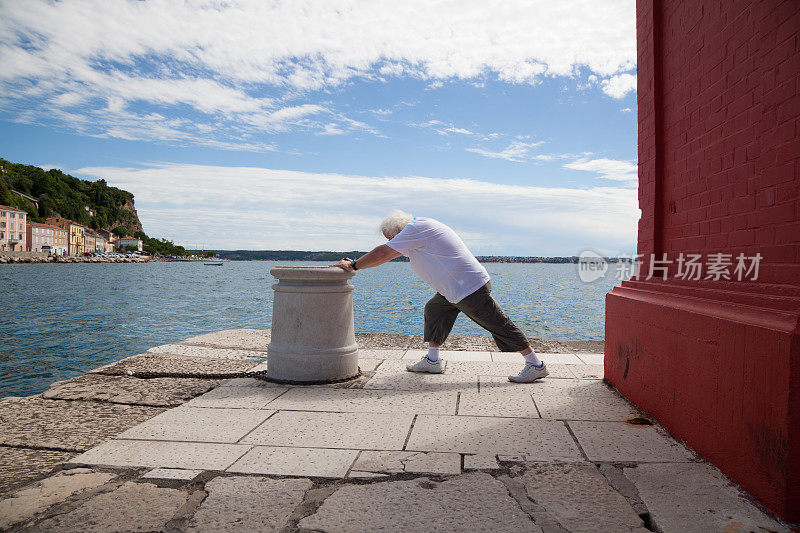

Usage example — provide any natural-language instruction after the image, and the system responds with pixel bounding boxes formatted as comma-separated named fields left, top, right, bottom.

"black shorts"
left=423, top=282, right=530, bottom=352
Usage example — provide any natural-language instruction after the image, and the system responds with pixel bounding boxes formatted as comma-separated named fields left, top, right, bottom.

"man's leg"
left=408, top=293, right=459, bottom=373
left=456, top=283, right=548, bottom=383
left=423, top=292, right=460, bottom=356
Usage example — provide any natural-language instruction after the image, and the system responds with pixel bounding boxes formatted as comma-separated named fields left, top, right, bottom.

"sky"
left=0, top=0, right=639, bottom=255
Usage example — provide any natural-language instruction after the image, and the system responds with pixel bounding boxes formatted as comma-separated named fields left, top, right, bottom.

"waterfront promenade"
left=0, top=330, right=789, bottom=532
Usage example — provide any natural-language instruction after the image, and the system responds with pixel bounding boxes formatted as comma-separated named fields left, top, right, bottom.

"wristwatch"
left=350, top=259, right=359, bottom=271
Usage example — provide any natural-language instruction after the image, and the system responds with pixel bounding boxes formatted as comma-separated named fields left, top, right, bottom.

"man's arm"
left=330, top=244, right=401, bottom=272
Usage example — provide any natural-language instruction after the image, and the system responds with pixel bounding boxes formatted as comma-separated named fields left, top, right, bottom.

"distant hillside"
left=0, top=158, right=142, bottom=236
left=213, top=250, right=583, bottom=263
left=0, top=158, right=193, bottom=257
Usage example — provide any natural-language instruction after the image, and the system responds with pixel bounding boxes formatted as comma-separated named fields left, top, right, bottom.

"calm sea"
left=0, top=261, right=619, bottom=397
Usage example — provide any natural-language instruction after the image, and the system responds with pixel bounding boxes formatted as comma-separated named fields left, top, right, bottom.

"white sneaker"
left=508, top=363, right=549, bottom=383
left=406, top=356, right=444, bottom=374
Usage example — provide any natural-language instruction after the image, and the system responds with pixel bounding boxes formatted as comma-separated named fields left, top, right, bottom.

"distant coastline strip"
left=209, top=250, right=621, bottom=263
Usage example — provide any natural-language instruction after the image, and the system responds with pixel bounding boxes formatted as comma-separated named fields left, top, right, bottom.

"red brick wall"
left=606, top=0, right=800, bottom=520
left=640, top=0, right=799, bottom=285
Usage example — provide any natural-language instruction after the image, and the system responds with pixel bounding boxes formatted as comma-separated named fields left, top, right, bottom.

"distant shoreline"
left=209, top=250, right=626, bottom=263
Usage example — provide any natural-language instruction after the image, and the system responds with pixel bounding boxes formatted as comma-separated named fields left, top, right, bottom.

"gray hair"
left=379, top=210, right=413, bottom=239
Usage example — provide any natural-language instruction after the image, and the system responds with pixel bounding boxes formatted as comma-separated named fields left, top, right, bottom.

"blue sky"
left=0, top=0, right=639, bottom=255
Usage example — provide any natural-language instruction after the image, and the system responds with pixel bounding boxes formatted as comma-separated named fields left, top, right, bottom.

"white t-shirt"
left=386, top=217, right=490, bottom=303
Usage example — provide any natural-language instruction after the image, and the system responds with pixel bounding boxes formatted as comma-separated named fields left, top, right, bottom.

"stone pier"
left=0, top=330, right=791, bottom=532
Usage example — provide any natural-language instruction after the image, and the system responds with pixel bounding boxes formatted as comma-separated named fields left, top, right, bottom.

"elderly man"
left=331, top=210, right=548, bottom=383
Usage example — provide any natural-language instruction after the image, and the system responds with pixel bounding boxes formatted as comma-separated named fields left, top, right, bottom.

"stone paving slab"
left=357, top=349, right=405, bottom=360
left=441, top=336, right=498, bottom=351
left=567, top=364, right=605, bottom=379
left=568, top=421, right=696, bottom=462
left=364, top=361, right=478, bottom=391
left=538, top=353, right=589, bottom=364
left=406, top=415, right=583, bottom=459
left=265, top=387, right=457, bottom=415
left=576, top=353, right=605, bottom=365
left=186, top=386, right=288, bottom=409
left=458, top=390, right=540, bottom=418
left=227, top=446, right=358, bottom=478
left=118, top=406, right=274, bottom=443
left=402, top=349, right=428, bottom=360
left=352, top=450, right=461, bottom=475
left=148, top=343, right=267, bottom=360
left=0, top=447, right=75, bottom=495
left=444, top=350, right=493, bottom=361
left=181, top=328, right=270, bottom=350
left=463, top=454, right=501, bottom=470
left=299, top=473, right=540, bottom=532
left=519, top=462, right=648, bottom=533
left=357, top=357, right=384, bottom=371
left=492, top=352, right=587, bottom=365
left=69, top=440, right=251, bottom=470
left=92, top=352, right=259, bottom=377
left=141, top=468, right=203, bottom=482
left=185, top=476, right=312, bottom=532
left=0, top=397, right=165, bottom=451
left=0, top=468, right=116, bottom=530
left=480, top=376, right=619, bottom=398
left=29, top=481, right=187, bottom=533
left=624, top=462, right=790, bottom=533
left=219, top=377, right=277, bottom=388
left=403, top=349, right=494, bottom=362
left=448, top=361, right=575, bottom=379
left=490, top=351, right=528, bottom=363
left=42, top=374, right=220, bottom=407
left=242, top=411, right=414, bottom=450
left=534, top=395, right=641, bottom=421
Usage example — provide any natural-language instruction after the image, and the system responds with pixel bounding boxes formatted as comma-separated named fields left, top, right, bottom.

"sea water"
left=0, top=261, right=619, bottom=397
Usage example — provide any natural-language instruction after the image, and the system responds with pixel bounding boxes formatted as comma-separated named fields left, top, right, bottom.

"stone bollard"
left=267, top=266, right=359, bottom=383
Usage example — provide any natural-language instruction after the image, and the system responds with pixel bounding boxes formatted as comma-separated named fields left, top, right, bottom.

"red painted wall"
left=606, top=0, right=800, bottom=521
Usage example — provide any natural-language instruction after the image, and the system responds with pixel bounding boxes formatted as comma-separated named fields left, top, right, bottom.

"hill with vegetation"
left=0, top=158, right=193, bottom=256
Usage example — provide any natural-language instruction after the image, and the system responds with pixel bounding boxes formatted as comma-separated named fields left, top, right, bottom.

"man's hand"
left=329, top=246, right=400, bottom=272
left=330, top=258, right=354, bottom=271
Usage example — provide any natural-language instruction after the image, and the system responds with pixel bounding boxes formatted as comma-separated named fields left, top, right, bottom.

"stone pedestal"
left=267, top=266, right=359, bottom=383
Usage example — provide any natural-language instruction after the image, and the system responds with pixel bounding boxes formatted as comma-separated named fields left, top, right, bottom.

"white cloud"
left=620, top=107, right=632, bottom=113
left=76, top=162, right=638, bottom=255
left=443, top=126, right=476, bottom=135
left=601, top=73, right=637, bottom=98
left=564, top=158, right=638, bottom=183
left=409, top=120, right=477, bottom=137
left=0, top=0, right=635, bottom=149
left=466, top=140, right=545, bottom=162
left=318, top=123, right=346, bottom=136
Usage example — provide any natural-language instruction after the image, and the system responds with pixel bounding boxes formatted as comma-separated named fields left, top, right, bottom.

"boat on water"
left=204, top=261, right=224, bottom=266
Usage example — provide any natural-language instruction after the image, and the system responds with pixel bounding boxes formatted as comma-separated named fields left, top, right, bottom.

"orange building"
left=51, top=225, right=68, bottom=255
left=0, top=205, right=27, bottom=252
left=46, top=217, right=85, bottom=256
left=28, top=223, right=67, bottom=255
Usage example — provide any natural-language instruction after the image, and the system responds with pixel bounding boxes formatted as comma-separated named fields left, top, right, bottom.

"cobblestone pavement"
left=0, top=330, right=791, bottom=532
